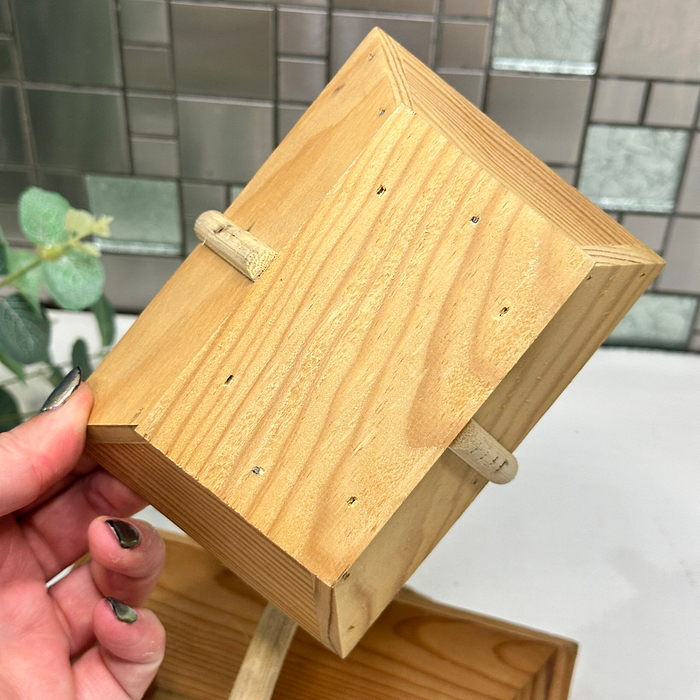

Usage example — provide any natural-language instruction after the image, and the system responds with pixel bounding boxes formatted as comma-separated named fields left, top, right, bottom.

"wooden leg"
left=228, top=603, right=298, bottom=700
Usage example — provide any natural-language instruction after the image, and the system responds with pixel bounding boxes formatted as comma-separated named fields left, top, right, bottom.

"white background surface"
left=7, top=313, right=698, bottom=699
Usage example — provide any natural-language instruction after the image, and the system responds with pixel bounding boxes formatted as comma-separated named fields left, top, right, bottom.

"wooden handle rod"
left=195, top=210, right=277, bottom=282
left=228, top=603, right=298, bottom=700
left=448, top=420, right=518, bottom=484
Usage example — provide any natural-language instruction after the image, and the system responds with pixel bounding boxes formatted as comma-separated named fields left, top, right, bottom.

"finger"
left=89, top=518, right=166, bottom=605
left=73, top=599, right=165, bottom=700
left=15, top=454, right=98, bottom=518
left=20, top=469, right=147, bottom=581
left=49, top=520, right=165, bottom=658
left=0, top=374, right=91, bottom=517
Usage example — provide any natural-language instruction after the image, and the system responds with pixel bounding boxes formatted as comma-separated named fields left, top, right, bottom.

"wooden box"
left=146, top=533, right=578, bottom=700
left=86, top=29, right=662, bottom=657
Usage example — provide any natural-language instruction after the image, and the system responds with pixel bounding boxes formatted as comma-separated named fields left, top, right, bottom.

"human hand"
left=0, top=368, right=166, bottom=699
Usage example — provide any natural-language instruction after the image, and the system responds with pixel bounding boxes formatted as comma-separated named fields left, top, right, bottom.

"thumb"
left=0, top=368, right=92, bottom=517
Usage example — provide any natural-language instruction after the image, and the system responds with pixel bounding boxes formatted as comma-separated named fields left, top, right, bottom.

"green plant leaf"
left=0, top=226, right=8, bottom=275
left=18, top=187, right=70, bottom=246
left=0, top=294, right=50, bottom=364
left=7, top=249, right=42, bottom=311
left=0, top=345, right=25, bottom=382
left=0, top=386, right=21, bottom=433
left=71, top=338, right=93, bottom=379
left=91, top=294, right=115, bottom=347
left=43, top=250, right=105, bottom=310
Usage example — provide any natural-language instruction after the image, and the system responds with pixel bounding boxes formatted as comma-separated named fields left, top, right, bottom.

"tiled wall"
left=0, top=0, right=699, bottom=351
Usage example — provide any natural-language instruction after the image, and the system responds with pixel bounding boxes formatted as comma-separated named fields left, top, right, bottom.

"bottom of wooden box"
left=144, top=532, right=576, bottom=700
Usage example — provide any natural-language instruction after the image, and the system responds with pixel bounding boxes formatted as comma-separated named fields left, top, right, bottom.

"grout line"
left=273, top=3, right=280, bottom=146
left=638, top=80, right=652, bottom=125
left=572, top=0, right=616, bottom=191
left=6, top=0, right=38, bottom=188
left=480, top=0, right=500, bottom=113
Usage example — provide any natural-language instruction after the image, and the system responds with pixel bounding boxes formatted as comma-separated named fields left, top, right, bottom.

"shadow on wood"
left=145, top=533, right=577, bottom=700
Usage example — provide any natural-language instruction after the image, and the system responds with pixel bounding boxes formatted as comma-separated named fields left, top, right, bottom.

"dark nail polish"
left=106, top=597, right=137, bottom=624
left=40, top=367, right=82, bottom=413
left=106, top=519, right=141, bottom=549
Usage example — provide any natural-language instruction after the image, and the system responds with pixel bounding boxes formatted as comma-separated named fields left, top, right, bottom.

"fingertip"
left=94, top=598, right=166, bottom=664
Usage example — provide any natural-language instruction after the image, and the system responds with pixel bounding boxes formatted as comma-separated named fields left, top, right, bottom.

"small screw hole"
left=252, top=466, right=263, bottom=475
left=368, top=53, right=374, bottom=61
left=376, top=185, right=386, bottom=196
left=341, top=571, right=350, bottom=580
left=471, top=216, right=479, bottom=224
left=378, top=108, right=385, bottom=116
left=224, top=375, right=233, bottom=385
left=499, top=306, right=509, bottom=317
left=347, top=496, right=357, bottom=506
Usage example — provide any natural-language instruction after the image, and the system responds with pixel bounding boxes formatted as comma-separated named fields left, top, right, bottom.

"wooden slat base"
left=145, top=533, right=577, bottom=700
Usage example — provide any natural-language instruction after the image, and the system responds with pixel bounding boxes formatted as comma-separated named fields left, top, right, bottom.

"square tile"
left=438, top=20, right=490, bottom=69
left=601, top=0, right=700, bottom=80
left=27, top=88, right=130, bottom=173
left=178, top=97, right=274, bottom=182
left=605, top=292, right=697, bottom=349
left=0, top=0, right=10, bottom=33
left=279, top=8, right=328, bottom=56
left=38, top=172, right=88, bottom=209
left=333, top=0, right=435, bottom=12
left=181, top=181, right=227, bottom=219
left=443, top=0, right=493, bottom=17
left=0, top=86, right=28, bottom=166
left=172, top=3, right=273, bottom=100
left=15, top=0, right=121, bottom=87
left=486, top=73, right=592, bottom=164
left=645, top=83, right=699, bottom=127
left=132, top=137, right=180, bottom=178
left=102, top=253, right=182, bottom=312
left=437, top=69, right=485, bottom=107
left=127, top=94, right=177, bottom=137
left=578, top=126, right=689, bottom=212
left=0, top=170, right=30, bottom=204
left=678, top=132, right=700, bottom=215
left=493, top=0, right=606, bottom=74
left=331, top=12, right=434, bottom=74
left=278, top=103, right=307, bottom=142
left=621, top=214, right=668, bottom=252
left=591, top=79, right=646, bottom=124
left=119, top=0, right=170, bottom=45
left=656, top=218, right=700, bottom=294
left=87, top=174, right=181, bottom=255
left=550, top=165, right=576, bottom=185
left=278, top=58, right=326, bottom=102
left=0, top=37, right=16, bottom=79
left=123, top=46, right=174, bottom=91
left=0, top=205, right=22, bottom=243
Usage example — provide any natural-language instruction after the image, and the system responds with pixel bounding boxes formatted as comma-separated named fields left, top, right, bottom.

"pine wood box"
left=146, top=533, right=578, bottom=700
left=86, top=29, right=663, bottom=657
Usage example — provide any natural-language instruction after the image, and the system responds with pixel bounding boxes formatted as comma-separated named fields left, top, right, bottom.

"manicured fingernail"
left=39, top=367, right=82, bottom=413
left=106, top=597, right=137, bottom=624
left=106, top=519, right=141, bottom=549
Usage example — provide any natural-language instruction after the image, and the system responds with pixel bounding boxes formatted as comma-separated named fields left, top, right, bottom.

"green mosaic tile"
left=86, top=175, right=181, bottom=255
left=493, top=0, right=606, bottom=74
left=579, top=126, right=689, bottom=213
left=606, top=293, right=697, bottom=350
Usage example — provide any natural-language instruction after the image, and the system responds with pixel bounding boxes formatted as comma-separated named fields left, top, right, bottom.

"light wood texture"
left=228, top=603, right=297, bottom=700
left=87, top=28, right=664, bottom=655
left=449, top=419, right=518, bottom=484
left=145, top=533, right=577, bottom=700
left=195, top=210, right=276, bottom=282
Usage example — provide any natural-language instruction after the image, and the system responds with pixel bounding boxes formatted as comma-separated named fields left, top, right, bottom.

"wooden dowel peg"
left=448, top=420, right=518, bottom=484
left=195, top=210, right=277, bottom=282
left=229, top=603, right=298, bottom=700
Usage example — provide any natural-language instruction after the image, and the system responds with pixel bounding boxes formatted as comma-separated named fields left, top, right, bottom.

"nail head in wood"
left=448, top=419, right=518, bottom=484
left=195, top=210, right=277, bottom=282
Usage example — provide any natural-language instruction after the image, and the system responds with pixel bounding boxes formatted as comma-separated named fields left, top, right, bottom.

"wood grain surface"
left=144, top=533, right=577, bottom=700
left=87, top=28, right=663, bottom=655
